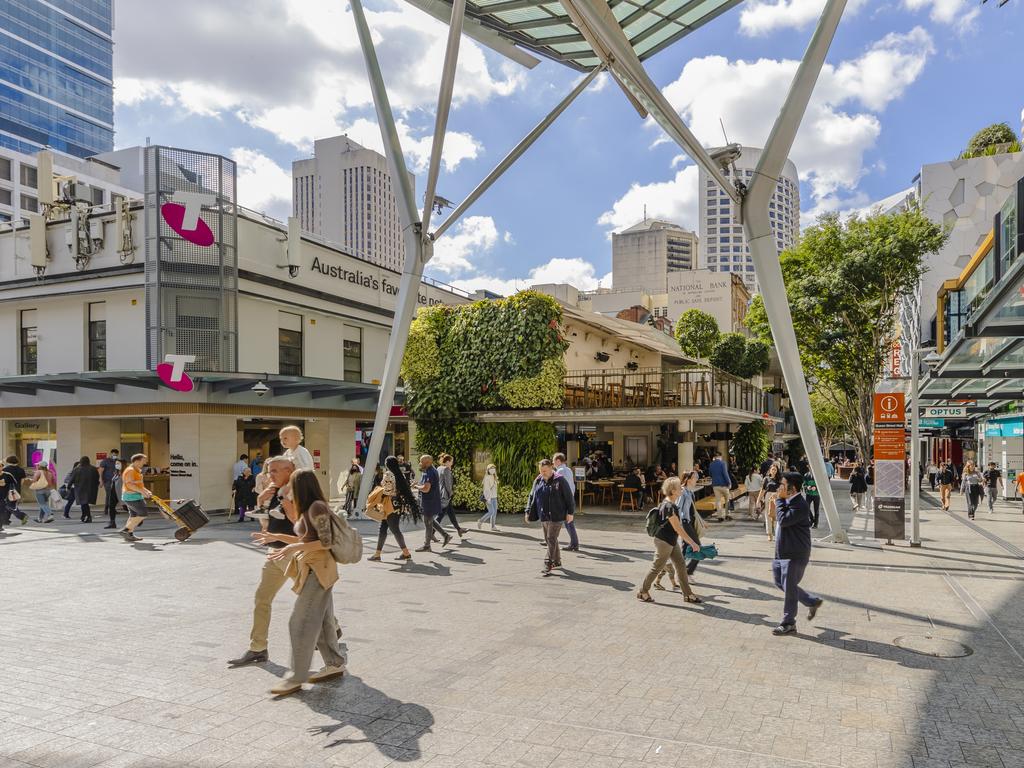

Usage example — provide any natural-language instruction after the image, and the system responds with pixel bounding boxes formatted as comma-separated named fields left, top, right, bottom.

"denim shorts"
left=124, top=499, right=149, bottom=517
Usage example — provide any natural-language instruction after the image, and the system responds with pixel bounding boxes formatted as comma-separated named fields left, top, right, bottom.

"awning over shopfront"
left=921, top=176, right=1024, bottom=416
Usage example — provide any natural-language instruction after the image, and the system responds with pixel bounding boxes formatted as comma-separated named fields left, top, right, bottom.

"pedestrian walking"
left=478, top=464, right=499, bottom=530
left=927, top=461, right=938, bottom=491
left=524, top=459, right=575, bottom=576
left=233, top=454, right=250, bottom=481
left=938, top=462, right=955, bottom=510
left=637, top=475, right=702, bottom=604
left=745, top=466, right=763, bottom=519
left=865, top=460, right=875, bottom=512
left=256, top=469, right=346, bottom=696
left=366, top=456, right=414, bottom=562
left=340, top=460, right=363, bottom=518
left=824, top=457, right=835, bottom=480
left=983, top=462, right=1003, bottom=514
left=1016, top=470, right=1024, bottom=513
left=413, top=455, right=451, bottom=552
left=29, top=461, right=56, bottom=523
left=961, top=461, right=984, bottom=520
left=709, top=451, right=732, bottom=521
left=228, top=457, right=299, bottom=666
left=118, top=454, right=153, bottom=541
left=280, top=425, right=314, bottom=470
left=552, top=453, right=580, bottom=551
left=99, top=449, right=124, bottom=529
left=1, top=456, right=28, bottom=527
left=232, top=467, right=257, bottom=522
left=70, top=456, right=99, bottom=523
left=758, top=464, right=781, bottom=540
left=803, top=467, right=820, bottom=528
left=770, top=472, right=823, bottom=635
left=849, top=464, right=868, bottom=512
left=61, top=461, right=79, bottom=519
left=435, top=454, right=468, bottom=539
left=250, top=452, right=265, bottom=476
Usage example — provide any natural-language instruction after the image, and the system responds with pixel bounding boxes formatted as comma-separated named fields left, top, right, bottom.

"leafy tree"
left=708, top=333, right=771, bottom=379
left=745, top=206, right=947, bottom=460
left=810, top=386, right=847, bottom=455
left=964, top=123, right=1018, bottom=158
left=741, top=338, right=771, bottom=378
left=733, top=420, right=772, bottom=474
left=709, top=332, right=747, bottom=376
left=674, top=309, right=720, bottom=359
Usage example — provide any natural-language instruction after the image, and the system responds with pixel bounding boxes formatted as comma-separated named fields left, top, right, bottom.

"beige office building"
left=611, top=219, right=697, bottom=293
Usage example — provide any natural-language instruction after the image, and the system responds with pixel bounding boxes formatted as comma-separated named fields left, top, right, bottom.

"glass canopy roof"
left=426, top=0, right=744, bottom=70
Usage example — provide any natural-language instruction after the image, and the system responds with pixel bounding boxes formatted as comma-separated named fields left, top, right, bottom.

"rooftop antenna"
left=643, top=203, right=647, bottom=223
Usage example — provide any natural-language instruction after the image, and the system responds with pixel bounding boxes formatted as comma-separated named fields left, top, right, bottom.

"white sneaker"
left=308, top=663, right=346, bottom=683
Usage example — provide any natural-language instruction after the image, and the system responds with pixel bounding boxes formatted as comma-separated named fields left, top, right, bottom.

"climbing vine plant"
left=402, top=291, right=567, bottom=512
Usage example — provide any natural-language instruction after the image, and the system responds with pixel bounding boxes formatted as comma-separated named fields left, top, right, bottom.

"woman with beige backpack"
left=365, top=455, right=416, bottom=562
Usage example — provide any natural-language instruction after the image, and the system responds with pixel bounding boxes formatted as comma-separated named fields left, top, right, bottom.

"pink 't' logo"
left=157, top=354, right=196, bottom=392
left=160, top=190, right=216, bottom=246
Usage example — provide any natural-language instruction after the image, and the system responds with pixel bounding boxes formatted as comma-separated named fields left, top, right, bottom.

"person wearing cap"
left=770, top=472, right=823, bottom=636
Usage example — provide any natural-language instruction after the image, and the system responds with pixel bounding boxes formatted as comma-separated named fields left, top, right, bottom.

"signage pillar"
left=873, top=392, right=906, bottom=543
left=909, top=356, right=921, bottom=547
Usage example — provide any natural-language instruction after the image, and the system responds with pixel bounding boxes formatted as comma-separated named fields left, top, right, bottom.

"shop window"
left=20, top=309, right=37, bottom=375
left=343, top=325, right=362, bottom=383
left=279, top=311, right=303, bottom=376
left=88, top=301, right=106, bottom=371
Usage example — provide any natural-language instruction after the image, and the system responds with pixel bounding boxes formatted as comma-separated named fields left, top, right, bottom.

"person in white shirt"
left=745, top=467, right=764, bottom=519
left=552, top=453, right=580, bottom=551
left=233, top=454, right=250, bottom=481
left=280, top=426, right=314, bottom=471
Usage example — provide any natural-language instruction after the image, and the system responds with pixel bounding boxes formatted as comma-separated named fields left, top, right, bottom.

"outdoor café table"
left=592, top=479, right=616, bottom=504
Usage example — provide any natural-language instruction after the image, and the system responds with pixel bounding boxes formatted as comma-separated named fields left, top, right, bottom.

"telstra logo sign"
left=160, top=191, right=216, bottom=246
left=156, top=354, right=196, bottom=392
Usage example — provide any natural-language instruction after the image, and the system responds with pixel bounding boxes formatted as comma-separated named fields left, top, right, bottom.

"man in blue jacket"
left=525, top=459, right=575, bottom=576
left=771, top=472, right=824, bottom=635
left=709, top=451, right=733, bottom=521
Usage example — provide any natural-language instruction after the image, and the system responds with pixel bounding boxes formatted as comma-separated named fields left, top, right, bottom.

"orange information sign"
left=874, top=428, right=906, bottom=460
left=872, top=393, right=904, bottom=425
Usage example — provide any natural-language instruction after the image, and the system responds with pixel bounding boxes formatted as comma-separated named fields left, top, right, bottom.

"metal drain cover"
left=893, top=635, right=973, bottom=658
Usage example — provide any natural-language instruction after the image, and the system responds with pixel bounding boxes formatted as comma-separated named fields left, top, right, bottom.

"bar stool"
left=619, top=487, right=639, bottom=511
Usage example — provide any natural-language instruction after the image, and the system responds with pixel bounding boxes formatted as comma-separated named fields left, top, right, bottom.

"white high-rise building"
left=698, top=146, right=799, bottom=293
left=611, top=219, right=697, bottom=293
left=292, top=136, right=415, bottom=271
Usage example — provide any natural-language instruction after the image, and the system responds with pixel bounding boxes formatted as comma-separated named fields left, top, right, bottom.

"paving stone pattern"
left=2, top=485, right=1024, bottom=767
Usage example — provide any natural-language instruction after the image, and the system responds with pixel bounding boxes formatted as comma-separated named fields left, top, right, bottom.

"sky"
left=111, top=0, right=1024, bottom=295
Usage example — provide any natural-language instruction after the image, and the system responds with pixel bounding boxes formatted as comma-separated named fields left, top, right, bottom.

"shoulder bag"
left=364, top=485, right=393, bottom=522
left=30, top=474, right=48, bottom=491
left=327, top=508, right=363, bottom=564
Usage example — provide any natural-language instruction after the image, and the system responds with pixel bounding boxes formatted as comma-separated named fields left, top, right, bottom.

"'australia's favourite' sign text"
left=310, top=256, right=445, bottom=307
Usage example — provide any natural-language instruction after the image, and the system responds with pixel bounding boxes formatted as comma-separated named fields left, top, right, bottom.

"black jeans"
left=435, top=503, right=463, bottom=532
left=79, top=503, right=91, bottom=522
left=104, top=484, right=119, bottom=526
left=375, top=513, right=407, bottom=551
left=422, top=513, right=447, bottom=547
left=808, top=496, right=820, bottom=527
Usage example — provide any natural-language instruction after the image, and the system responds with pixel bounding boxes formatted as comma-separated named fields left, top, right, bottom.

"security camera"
left=251, top=381, right=269, bottom=397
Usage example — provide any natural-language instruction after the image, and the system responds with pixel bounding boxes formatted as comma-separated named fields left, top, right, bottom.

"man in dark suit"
left=771, top=472, right=823, bottom=635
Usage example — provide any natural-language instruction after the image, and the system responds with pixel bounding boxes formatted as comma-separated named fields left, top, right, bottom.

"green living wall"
left=401, top=291, right=567, bottom=512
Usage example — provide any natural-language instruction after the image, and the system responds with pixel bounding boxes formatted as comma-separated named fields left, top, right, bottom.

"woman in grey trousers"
left=254, top=469, right=346, bottom=696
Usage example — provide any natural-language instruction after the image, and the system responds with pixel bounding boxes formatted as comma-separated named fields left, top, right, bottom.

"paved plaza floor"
left=2, top=485, right=1024, bottom=768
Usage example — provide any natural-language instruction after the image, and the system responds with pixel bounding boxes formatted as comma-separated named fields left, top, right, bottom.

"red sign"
left=390, top=405, right=407, bottom=417
left=96, top=452, right=107, bottom=460
left=313, top=449, right=321, bottom=457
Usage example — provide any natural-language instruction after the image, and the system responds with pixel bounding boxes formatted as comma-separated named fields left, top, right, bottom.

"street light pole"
left=909, top=348, right=921, bottom=547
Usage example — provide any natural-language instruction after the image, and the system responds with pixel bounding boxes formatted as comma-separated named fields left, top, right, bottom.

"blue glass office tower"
left=0, top=0, right=114, bottom=159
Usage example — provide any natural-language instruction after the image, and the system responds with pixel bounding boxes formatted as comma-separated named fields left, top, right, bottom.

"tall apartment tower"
left=0, top=0, right=114, bottom=159
left=698, top=146, right=799, bottom=293
left=292, top=135, right=416, bottom=271
left=611, top=219, right=697, bottom=293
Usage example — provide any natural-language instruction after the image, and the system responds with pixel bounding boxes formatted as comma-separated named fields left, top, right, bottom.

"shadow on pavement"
left=558, top=568, right=634, bottom=591
left=302, top=674, right=434, bottom=762
left=387, top=561, right=451, bottom=576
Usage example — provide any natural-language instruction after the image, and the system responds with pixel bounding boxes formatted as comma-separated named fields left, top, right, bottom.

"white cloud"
left=739, top=0, right=974, bottom=34
left=657, top=28, right=932, bottom=208
left=448, top=258, right=611, bottom=296
left=431, top=215, right=503, bottom=273
left=341, top=119, right=481, bottom=174
left=113, top=0, right=521, bottom=154
left=230, top=148, right=292, bottom=220
left=596, top=165, right=700, bottom=234
left=902, top=0, right=980, bottom=29
left=739, top=0, right=867, bottom=36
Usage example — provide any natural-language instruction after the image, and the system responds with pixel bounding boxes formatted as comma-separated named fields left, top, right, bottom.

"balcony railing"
left=562, top=366, right=770, bottom=415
